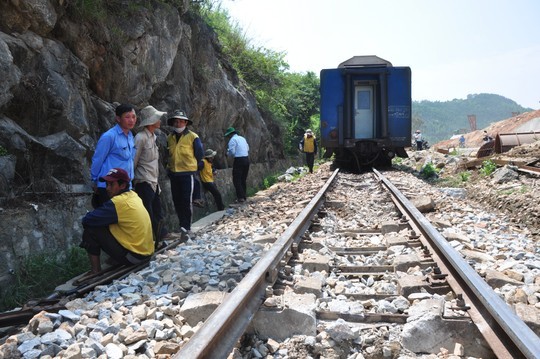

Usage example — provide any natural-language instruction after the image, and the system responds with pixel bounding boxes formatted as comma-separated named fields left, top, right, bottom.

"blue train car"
left=320, top=56, right=411, bottom=169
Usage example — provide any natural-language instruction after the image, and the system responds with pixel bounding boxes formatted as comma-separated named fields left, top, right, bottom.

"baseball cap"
left=99, top=168, right=130, bottom=183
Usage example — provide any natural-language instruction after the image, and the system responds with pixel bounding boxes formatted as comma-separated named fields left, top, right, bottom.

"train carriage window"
left=354, top=86, right=374, bottom=138
left=357, top=90, right=371, bottom=109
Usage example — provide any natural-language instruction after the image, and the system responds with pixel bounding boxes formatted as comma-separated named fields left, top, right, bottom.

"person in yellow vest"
left=80, top=168, right=154, bottom=274
left=166, top=110, right=204, bottom=231
left=299, top=129, right=318, bottom=173
left=200, top=149, right=225, bottom=211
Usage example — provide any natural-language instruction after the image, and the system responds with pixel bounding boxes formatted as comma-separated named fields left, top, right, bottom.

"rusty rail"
left=174, top=169, right=339, bottom=359
left=373, top=168, right=540, bottom=359
left=0, top=237, right=184, bottom=328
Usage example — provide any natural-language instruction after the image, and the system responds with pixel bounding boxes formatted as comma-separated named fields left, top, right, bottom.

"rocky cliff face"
left=0, top=0, right=287, bottom=288
left=0, top=0, right=284, bottom=195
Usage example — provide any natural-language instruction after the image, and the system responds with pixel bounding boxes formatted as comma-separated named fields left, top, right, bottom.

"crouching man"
left=80, top=168, right=154, bottom=274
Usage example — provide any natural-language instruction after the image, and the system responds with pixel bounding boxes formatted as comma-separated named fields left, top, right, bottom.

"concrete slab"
left=179, top=291, right=228, bottom=326
left=293, top=276, right=323, bottom=296
left=248, top=292, right=317, bottom=341
left=301, top=253, right=331, bottom=273
left=385, top=233, right=410, bottom=246
left=514, top=303, right=540, bottom=336
left=191, top=210, right=226, bottom=232
left=402, top=299, right=492, bottom=358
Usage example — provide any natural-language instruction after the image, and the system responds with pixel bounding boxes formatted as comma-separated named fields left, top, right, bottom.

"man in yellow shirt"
left=80, top=168, right=154, bottom=274
left=166, top=110, right=204, bottom=231
left=299, top=129, right=318, bottom=173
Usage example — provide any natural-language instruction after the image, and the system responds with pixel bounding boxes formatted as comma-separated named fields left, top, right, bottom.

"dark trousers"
left=305, top=152, right=315, bottom=173
left=202, top=181, right=225, bottom=210
left=192, top=173, right=202, bottom=201
left=416, top=141, right=423, bottom=150
left=134, top=182, right=165, bottom=240
left=79, top=225, right=150, bottom=265
left=232, top=157, right=249, bottom=201
left=169, top=173, right=194, bottom=230
left=92, top=187, right=110, bottom=208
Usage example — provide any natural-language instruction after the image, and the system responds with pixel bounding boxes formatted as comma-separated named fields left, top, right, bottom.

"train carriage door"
left=354, top=85, right=374, bottom=139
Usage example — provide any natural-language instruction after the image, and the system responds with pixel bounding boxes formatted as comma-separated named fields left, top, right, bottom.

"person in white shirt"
left=414, top=130, right=423, bottom=150
left=224, top=127, right=250, bottom=203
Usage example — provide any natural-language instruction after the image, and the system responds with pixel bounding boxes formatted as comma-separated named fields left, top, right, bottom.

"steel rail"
left=175, top=168, right=340, bottom=359
left=0, top=238, right=184, bottom=328
left=373, top=168, right=540, bottom=359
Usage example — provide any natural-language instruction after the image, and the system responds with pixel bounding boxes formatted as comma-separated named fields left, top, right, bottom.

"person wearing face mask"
left=91, top=103, right=137, bottom=208
left=166, top=110, right=204, bottom=232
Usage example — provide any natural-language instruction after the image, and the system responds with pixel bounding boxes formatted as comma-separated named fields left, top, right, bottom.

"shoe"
left=179, top=227, right=190, bottom=242
left=193, top=199, right=205, bottom=208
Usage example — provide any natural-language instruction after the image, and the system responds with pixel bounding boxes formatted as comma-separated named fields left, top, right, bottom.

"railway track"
left=1, top=165, right=538, bottom=358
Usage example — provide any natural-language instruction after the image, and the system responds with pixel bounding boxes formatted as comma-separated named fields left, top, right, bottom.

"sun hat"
left=167, top=109, right=191, bottom=126
left=224, top=127, right=236, bottom=137
left=416, top=130, right=420, bottom=133
left=138, top=105, right=166, bottom=128
left=204, top=149, right=217, bottom=158
left=99, top=168, right=130, bottom=183
left=306, top=129, right=313, bottom=133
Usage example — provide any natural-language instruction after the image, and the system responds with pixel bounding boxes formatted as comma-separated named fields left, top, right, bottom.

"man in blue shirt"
left=224, top=127, right=250, bottom=203
left=91, top=104, right=137, bottom=207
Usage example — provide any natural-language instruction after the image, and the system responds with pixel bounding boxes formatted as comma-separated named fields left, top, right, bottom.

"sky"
left=221, top=0, right=540, bottom=110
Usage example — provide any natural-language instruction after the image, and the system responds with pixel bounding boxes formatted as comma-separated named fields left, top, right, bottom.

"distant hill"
left=412, top=93, right=533, bottom=143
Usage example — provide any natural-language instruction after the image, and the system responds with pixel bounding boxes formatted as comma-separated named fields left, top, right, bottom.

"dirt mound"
left=434, top=109, right=540, bottom=149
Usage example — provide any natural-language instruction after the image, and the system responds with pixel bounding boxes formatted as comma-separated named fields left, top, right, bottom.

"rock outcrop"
left=0, top=0, right=288, bottom=290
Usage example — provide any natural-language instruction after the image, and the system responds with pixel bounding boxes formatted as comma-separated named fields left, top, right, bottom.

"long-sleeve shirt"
left=91, top=124, right=135, bottom=189
left=227, top=134, right=249, bottom=158
left=82, top=190, right=154, bottom=256
left=166, top=129, right=204, bottom=174
left=133, top=128, right=159, bottom=190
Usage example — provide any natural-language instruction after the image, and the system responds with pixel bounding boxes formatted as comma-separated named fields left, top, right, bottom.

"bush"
left=421, top=163, right=437, bottom=178
left=459, top=171, right=471, bottom=182
left=263, top=174, right=278, bottom=189
left=480, top=159, right=497, bottom=176
left=0, top=247, right=88, bottom=311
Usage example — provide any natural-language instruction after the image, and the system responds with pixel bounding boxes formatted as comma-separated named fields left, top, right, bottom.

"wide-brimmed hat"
left=415, top=130, right=420, bottom=133
left=204, top=149, right=217, bottom=158
left=167, top=109, right=191, bottom=126
left=139, top=105, right=166, bottom=128
left=306, top=129, right=313, bottom=134
left=224, top=127, right=236, bottom=137
left=99, top=168, right=130, bottom=183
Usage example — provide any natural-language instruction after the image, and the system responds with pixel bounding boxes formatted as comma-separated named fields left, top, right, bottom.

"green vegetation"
left=479, top=159, right=497, bottom=176
left=0, top=247, right=89, bottom=311
left=413, top=94, right=532, bottom=144
left=263, top=174, right=279, bottom=189
left=497, top=185, right=530, bottom=196
left=0, top=145, right=8, bottom=156
left=420, top=163, right=437, bottom=178
left=198, top=3, right=320, bottom=155
left=459, top=171, right=471, bottom=182
left=68, top=1, right=526, bottom=154
left=68, top=0, right=107, bottom=20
